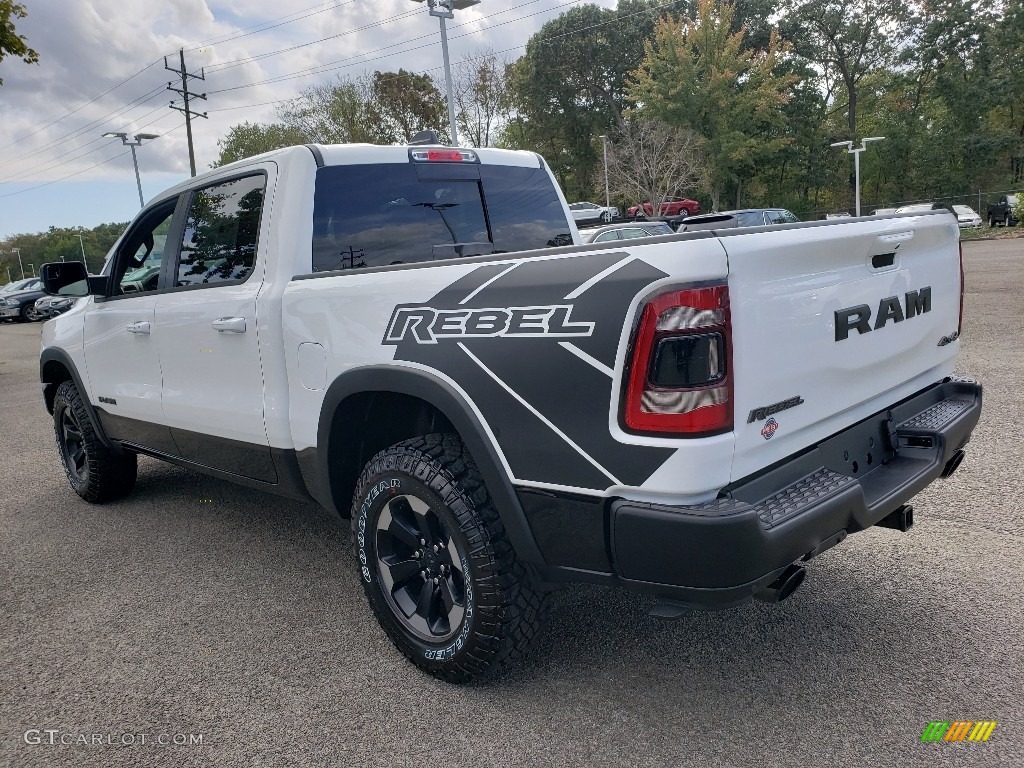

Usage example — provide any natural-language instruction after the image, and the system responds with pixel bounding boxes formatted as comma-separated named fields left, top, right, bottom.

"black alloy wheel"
left=374, top=491, right=468, bottom=642
left=52, top=380, right=137, bottom=502
left=352, top=434, right=548, bottom=682
left=58, top=408, right=88, bottom=484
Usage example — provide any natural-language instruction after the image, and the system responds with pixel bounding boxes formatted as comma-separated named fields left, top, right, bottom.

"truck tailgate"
left=724, top=213, right=962, bottom=482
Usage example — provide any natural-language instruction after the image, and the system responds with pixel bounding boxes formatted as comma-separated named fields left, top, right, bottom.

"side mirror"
left=39, top=261, right=89, bottom=296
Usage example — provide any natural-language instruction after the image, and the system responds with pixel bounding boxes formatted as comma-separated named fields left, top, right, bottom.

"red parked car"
left=627, top=196, right=701, bottom=219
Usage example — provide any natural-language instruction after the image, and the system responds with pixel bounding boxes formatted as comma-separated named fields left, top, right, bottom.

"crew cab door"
left=82, top=197, right=183, bottom=455
left=154, top=170, right=276, bottom=481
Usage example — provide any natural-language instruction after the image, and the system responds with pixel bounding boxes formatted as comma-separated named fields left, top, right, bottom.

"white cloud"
left=0, top=0, right=618, bottom=235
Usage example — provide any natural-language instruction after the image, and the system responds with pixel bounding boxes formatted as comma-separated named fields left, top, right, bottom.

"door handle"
left=126, top=321, right=151, bottom=335
left=212, top=317, right=246, bottom=333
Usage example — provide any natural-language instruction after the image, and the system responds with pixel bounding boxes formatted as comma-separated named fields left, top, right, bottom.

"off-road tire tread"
left=53, top=380, right=137, bottom=503
left=351, top=433, right=548, bottom=683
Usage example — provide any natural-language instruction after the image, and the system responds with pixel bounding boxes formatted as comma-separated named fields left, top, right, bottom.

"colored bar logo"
left=920, top=721, right=997, bottom=742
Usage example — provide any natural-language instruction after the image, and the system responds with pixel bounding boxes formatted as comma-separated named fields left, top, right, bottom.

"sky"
left=0, top=0, right=620, bottom=239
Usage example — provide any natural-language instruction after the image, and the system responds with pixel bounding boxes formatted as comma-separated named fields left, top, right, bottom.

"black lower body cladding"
left=610, top=377, right=981, bottom=606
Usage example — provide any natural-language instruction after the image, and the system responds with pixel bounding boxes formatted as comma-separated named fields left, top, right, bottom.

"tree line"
left=0, top=223, right=126, bottom=283
left=212, top=0, right=1023, bottom=217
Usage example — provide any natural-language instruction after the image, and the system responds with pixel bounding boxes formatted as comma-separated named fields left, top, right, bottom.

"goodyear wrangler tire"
left=352, top=433, right=547, bottom=683
left=53, top=380, right=137, bottom=503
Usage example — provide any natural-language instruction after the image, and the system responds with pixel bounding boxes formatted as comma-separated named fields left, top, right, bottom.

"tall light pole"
left=410, top=0, right=480, bottom=146
left=77, top=234, right=88, bottom=265
left=12, top=247, right=24, bottom=280
left=830, top=137, right=885, bottom=217
left=102, top=132, right=160, bottom=208
left=598, top=135, right=610, bottom=208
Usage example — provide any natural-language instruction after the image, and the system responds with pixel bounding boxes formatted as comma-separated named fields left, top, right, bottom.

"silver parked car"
left=579, top=220, right=675, bottom=243
left=952, top=205, right=983, bottom=228
left=568, top=201, right=619, bottom=224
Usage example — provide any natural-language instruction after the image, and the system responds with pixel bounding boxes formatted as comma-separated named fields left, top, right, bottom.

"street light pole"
left=77, top=235, right=88, bottom=265
left=102, top=132, right=160, bottom=208
left=12, top=247, right=24, bottom=280
left=830, top=137, right=885, bottom=217
left=411, top=0, right=481, bottom=146
left=599, top=134, right=610, bottom=208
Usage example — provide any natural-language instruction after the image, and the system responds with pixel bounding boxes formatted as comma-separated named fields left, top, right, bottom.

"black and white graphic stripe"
left=384, top=253, right=674, bottom=492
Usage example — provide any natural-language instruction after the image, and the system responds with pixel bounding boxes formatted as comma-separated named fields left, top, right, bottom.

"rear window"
left=311, top=162, right=571, bottom=272
left=765, top=209, right=799, bottom=225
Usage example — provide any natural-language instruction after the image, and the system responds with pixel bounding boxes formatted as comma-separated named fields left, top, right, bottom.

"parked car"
left=872, top=208, right=898, bottom=216
left=952, top=205, right=983, bottom=229
left=895, top=202, right=954, bottom=215
left=0, top=281, right=46, bottom=322
left=825, top=212, right=852, bottom=219
left=1, top=277, right=40, bottom=294
left=627, top=196, right=701, bottom=220
left=578, top=220, right=675, bottom=243
left=568, top=201, right=619, bottom=224
left=678, top=208, right=800, bottom=232
left=34, top=295, right=80, bottom=319
left=987, top=194, right=1019, bottom=227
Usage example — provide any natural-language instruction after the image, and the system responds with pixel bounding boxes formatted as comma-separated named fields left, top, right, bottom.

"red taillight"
left=623, top=284, right=733, bottom=436
left=958, top=240, right=964, bottom=335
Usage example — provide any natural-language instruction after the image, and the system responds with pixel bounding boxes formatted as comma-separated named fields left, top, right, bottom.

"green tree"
left=279, top=75, right=390, bottom=145
left=453, top=49, right=510, bottom=148
left=0, top=0, right=38, bottom=86
left=212, top=122, right=310, bottom=168
left=988, top=0, right=1024, bottom=183
left=368, top=69, right=449, bottom=143
left=782, top=0, right=915, bottom=141
left=630, top=0, right=796, bottom=209
left=505, top=0, right=689, bottom=198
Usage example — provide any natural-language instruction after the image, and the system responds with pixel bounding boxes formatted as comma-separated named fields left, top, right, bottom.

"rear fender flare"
left=315, top=365, right=545, bottom=565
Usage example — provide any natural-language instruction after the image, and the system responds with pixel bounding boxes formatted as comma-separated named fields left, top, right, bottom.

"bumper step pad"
left=755, top=468, right=854, bottom=528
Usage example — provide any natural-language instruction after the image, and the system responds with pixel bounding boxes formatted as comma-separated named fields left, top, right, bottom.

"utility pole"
left=166, top=48, right=208, bottom=177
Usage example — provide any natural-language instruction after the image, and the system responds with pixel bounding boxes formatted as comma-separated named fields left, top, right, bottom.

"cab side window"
left=175, top=175, right=265, bottom=287
left=113, top=201, right=178, bottom=296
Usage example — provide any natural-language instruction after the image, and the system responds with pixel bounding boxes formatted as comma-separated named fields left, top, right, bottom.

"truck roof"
left=152, top=143, right=546, bottom=206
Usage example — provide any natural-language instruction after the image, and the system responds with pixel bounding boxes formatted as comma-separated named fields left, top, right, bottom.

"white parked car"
left=952, top=205, right=982, bottom=228
left=568, top=201, right=618, bottom=223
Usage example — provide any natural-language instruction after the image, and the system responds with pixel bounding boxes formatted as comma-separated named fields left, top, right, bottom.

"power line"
left=206, top=0, right=586, bottom=95
left=0, top=59, right=164, bottom=152
left=0, top=107, right=179, bottom=185
left=0, top=85, right=169, bottom=172
left=0, top=122, right=188, bottom=201
left=181, top=0, right=359, bottom=53
left=204, top=7, right=423, bottom=73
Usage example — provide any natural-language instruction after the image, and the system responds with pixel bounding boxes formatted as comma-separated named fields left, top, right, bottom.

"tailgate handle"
left=872, top=253, right=896, bottom=269
left=877, top=231, right=913, bottom=245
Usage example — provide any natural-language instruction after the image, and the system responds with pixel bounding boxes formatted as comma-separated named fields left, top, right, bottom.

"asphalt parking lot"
left=1, top=238, right=1022, bottom=768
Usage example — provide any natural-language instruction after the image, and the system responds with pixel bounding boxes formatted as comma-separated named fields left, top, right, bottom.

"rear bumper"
left=597, top=377, right=981, bottom=607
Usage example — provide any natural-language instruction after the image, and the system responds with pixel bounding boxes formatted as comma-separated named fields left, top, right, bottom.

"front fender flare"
left=39, top=347, right=114, bottom=449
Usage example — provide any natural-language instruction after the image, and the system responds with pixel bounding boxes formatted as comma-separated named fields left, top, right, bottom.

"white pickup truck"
left=38, top=140, right=981, bottom=682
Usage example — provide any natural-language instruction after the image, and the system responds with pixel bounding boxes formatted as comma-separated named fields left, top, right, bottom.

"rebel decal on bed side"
left=383, top=254, right=676, bottom=491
